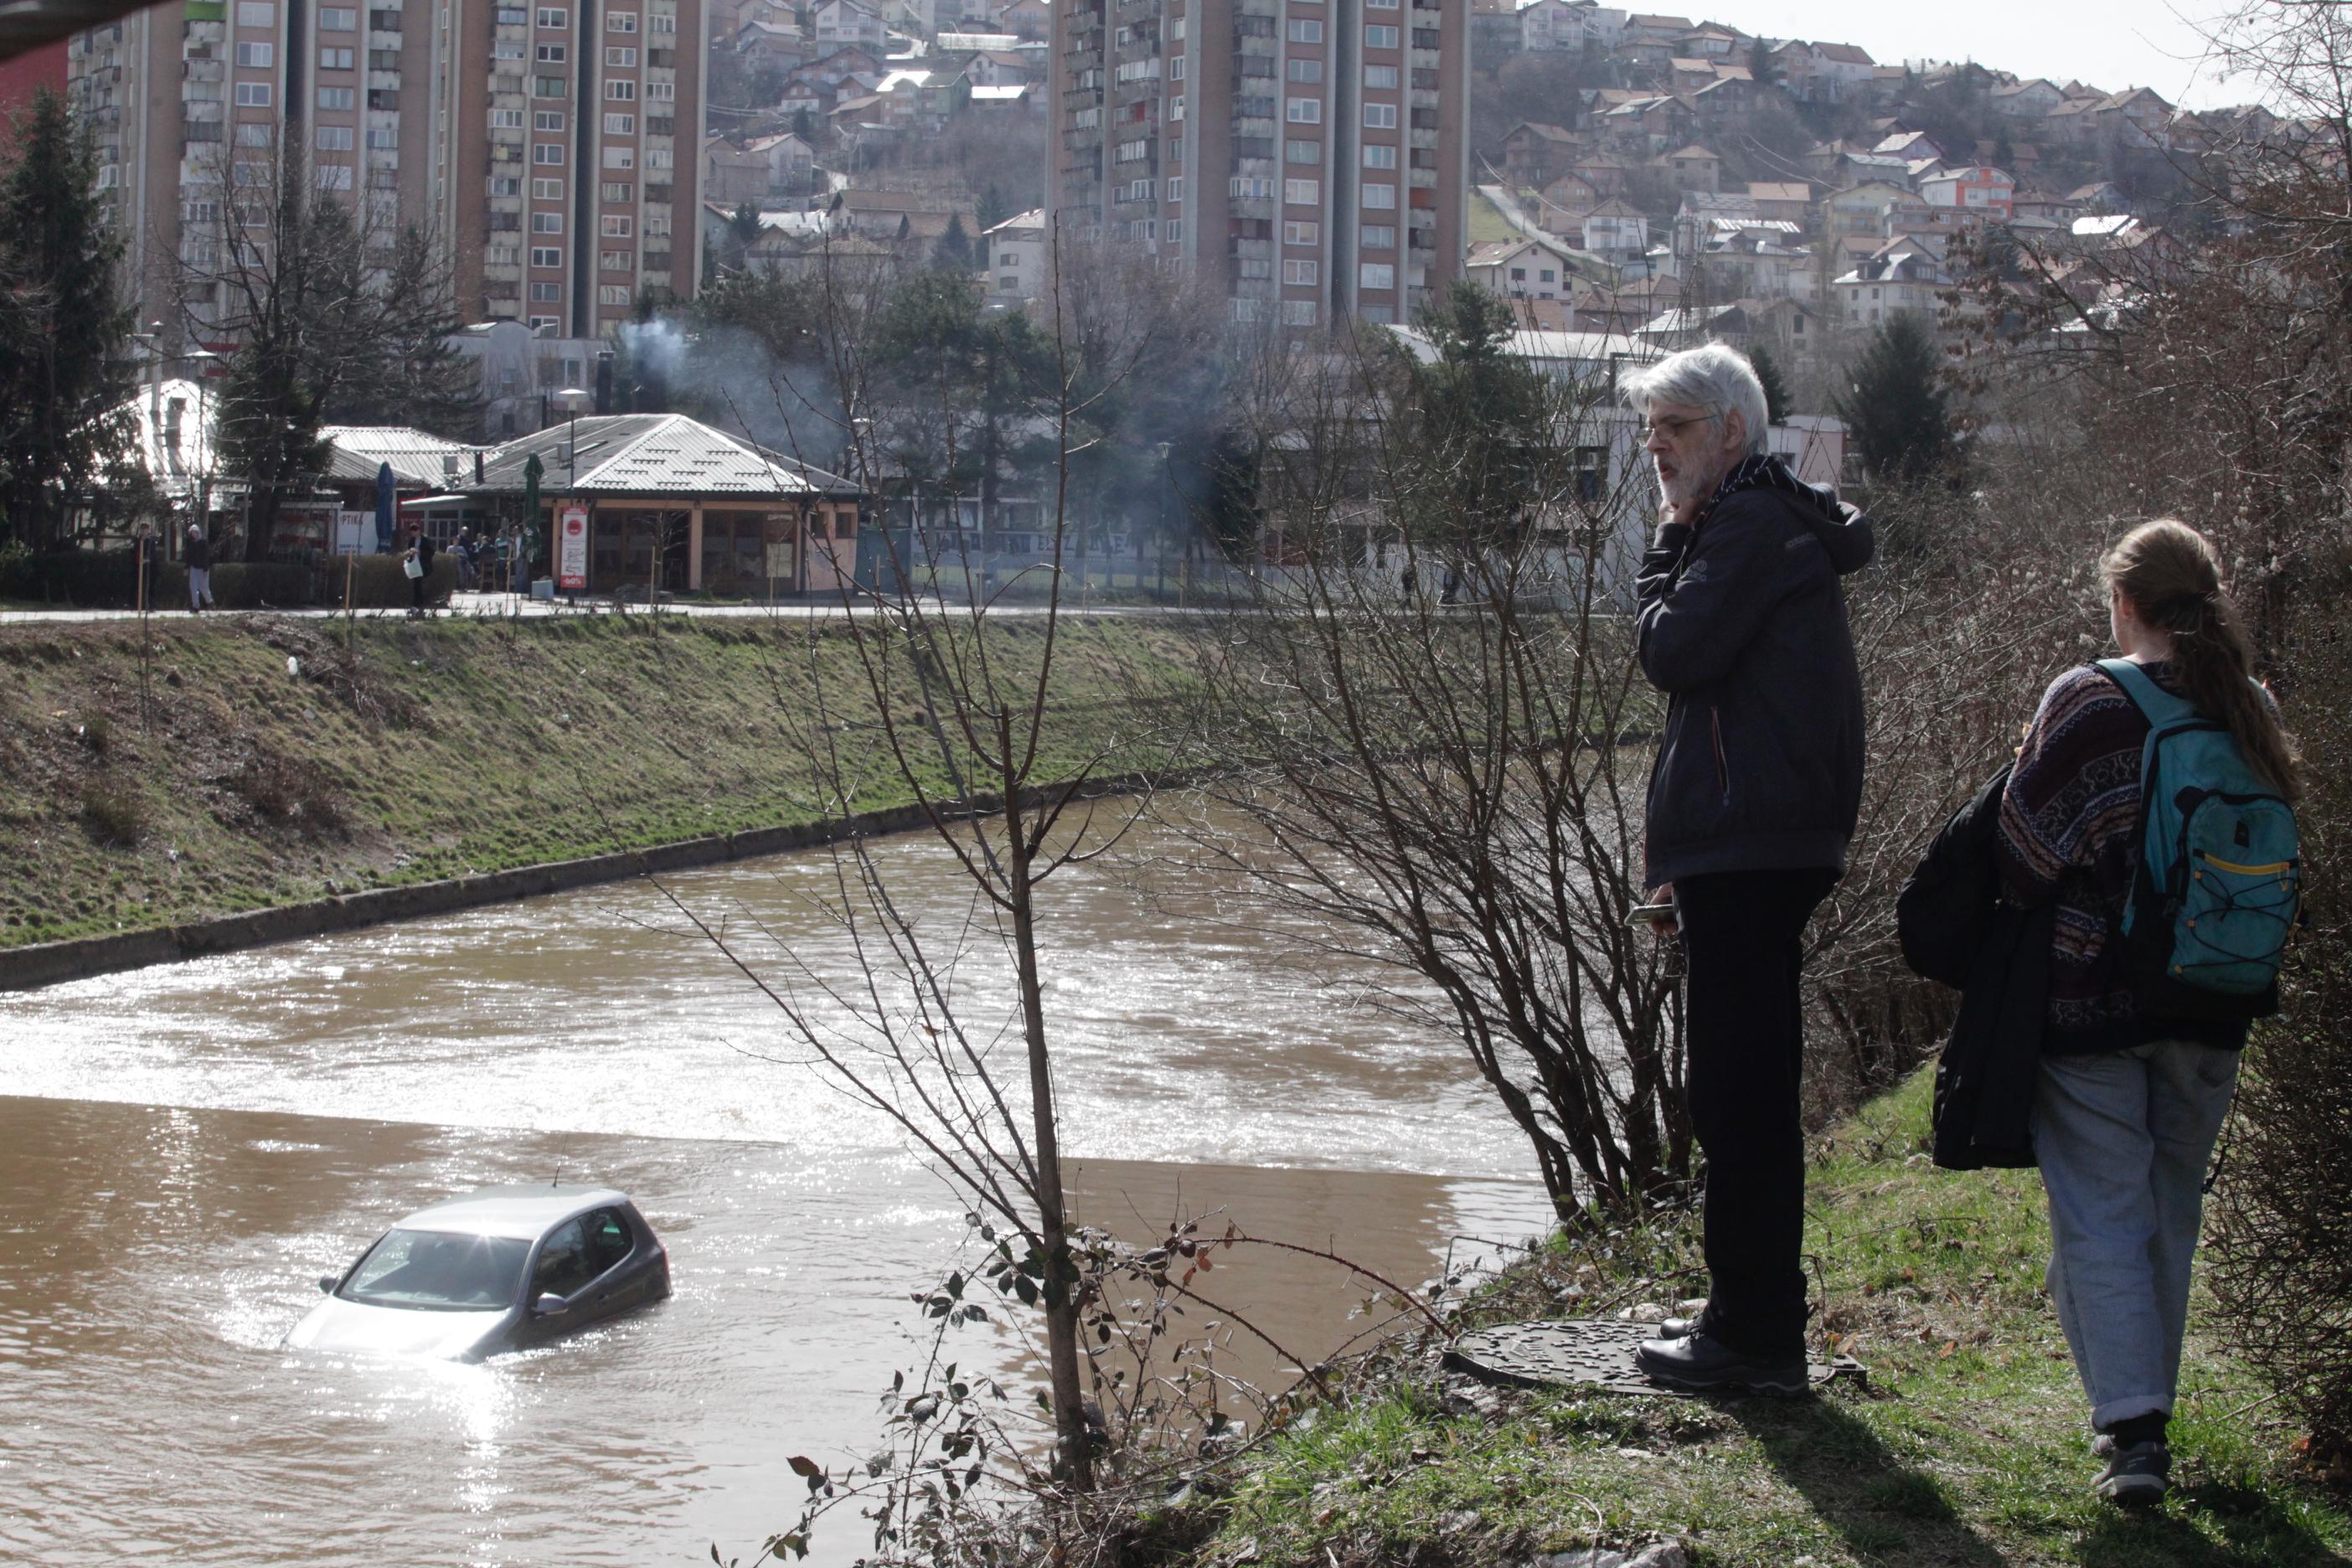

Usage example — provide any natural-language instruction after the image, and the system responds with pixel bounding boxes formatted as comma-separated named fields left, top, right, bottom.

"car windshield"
left=338, top=1230, right=530, bottom=1312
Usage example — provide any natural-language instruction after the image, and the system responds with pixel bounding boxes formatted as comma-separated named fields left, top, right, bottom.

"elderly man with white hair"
left=1625, top=343, right=1877, bottom=1394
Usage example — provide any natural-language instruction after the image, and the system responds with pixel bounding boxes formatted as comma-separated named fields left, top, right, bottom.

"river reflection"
left=0, top=820, right=1550, bottom=1565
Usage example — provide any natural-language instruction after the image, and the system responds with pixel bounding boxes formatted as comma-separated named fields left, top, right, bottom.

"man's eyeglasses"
left=1641, top=413, right=1720, bottom=441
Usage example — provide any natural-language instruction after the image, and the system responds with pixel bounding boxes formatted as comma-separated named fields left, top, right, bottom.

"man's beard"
left=1656, top=460, right=1710, bottom=512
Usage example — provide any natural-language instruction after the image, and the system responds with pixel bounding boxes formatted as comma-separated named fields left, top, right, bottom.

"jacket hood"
left=1713, top=453, right=1877, bottom=577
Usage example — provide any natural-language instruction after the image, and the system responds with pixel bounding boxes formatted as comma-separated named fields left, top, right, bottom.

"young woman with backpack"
left=1998, top=518, right=2303, bottom=1506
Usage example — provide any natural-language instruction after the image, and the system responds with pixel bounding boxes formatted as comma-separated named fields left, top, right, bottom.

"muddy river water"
left=0, top=820, right=1552, bottom=1565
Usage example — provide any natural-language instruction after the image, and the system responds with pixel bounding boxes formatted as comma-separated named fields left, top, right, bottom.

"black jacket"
left=1635, top=455, right=1875, bottom=888
left=185, top=533, right=213, bottom=570
left=1899, top=765, right=2045, bottom=1170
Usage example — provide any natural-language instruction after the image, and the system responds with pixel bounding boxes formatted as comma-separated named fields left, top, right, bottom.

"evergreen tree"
left=1836, top=312, right=1954, bottom=484
left=0, top=90, right=138, bottom=549
left=1395, top=281, right=1551, bottom=548
left=727, top=200, right=764, bottom=271
left=792, top=107, right=815, bottom=141
left=977, top=182, right=1012, bottom=234
left=1748, top=340, right=1792, bottom=425
left=931, top=214, right=975, bottom=273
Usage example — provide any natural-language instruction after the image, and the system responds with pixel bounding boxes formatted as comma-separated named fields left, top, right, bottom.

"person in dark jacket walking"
left=1998, top=519, right=2300, bottom=1505
left=1622, top=343, right=1877, bottom=1395
left=184, top=522, right=216, bottom=613
left=403, top=523, right=437, bottom=616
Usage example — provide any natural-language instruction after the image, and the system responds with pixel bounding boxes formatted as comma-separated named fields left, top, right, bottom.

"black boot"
left=1635, top=1331, right=1808, bottom=1395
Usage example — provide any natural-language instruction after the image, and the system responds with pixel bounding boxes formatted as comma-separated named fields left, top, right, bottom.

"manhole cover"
left=1443, top=1318, right=1865, bottom=1396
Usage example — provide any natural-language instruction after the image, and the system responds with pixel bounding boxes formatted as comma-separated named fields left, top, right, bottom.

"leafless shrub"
left=80, top=778, right=145, bottom=846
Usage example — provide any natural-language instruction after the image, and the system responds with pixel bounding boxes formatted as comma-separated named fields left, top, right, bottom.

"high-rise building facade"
left=1049, top=0, right=1468, bottom=327
left=64, top=0, right=704, bottom=343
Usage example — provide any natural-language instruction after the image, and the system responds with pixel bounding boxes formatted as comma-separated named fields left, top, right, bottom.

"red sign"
left=557, top=503, right=590, bottom=590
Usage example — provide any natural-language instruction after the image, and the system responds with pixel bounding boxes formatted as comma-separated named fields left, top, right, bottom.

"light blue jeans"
left=2035, top=1039, right=2241, bottom=1430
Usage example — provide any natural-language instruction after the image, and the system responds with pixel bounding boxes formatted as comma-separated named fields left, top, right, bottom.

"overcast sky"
left=1707, top=1, right=2266, bottom=109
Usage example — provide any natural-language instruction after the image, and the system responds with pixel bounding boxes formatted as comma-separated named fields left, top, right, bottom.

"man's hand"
left=1644, top=884, right=1676, bottom=934
left=1659, top=493, right=1703, bottom=531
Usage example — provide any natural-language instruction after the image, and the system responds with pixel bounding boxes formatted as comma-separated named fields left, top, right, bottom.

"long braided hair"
left=2103, top=518, right=2302, bottom=802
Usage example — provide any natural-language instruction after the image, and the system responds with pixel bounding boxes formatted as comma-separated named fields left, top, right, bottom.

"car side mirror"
left=317, top=1276, right=338, bottom=1295
left=534, top=1292, right=570, bottom=1318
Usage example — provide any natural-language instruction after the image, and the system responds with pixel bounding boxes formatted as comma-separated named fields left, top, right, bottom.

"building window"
left=608, top=8, right=637, bottom=28
left=234, top=82, right=272, bottom=106
left=530, top=314, right=560, bottom=329
left=534, top=142, right=564, bottom=164
left=601, top=248, right=632, bottom=270
left=317, top=86, right=356, bottom=110
left=1286, top=139, right=1319, bottom=163
left=1285, top=18, right=1322, bottom=42
left=1286, top=96, right=1321, bottom=123
left=1364, top=24, right=1399, bottom=47
left=1170, top=54, right=1184, bottom=80
left=648, top=9, right=673, bottom=30
left=235, top=1, right=273, bottom=23
left=606, top=45, right=637, bottom=64
left=600, top=181, right=632, bottom=201
left=315, top=164, right=353, bottom=190
left=606, top=80, right=636, bottom=100
left=1282, top=299, right=1316, bottom=325
left=1168, top=94, right=1184, bottom=120
left=602, top=145, right=635, bottom=168
left=496, top=38, right=526, bottom=58
left=600, top=284, right=631, bottom=304
left=534, top=75, right=566, bottom=96
left=1283, top=219, right=1318, bottom=244
left=491, top=176, right=523, bottom=194
left=535, top=42, right=566, bottom=61
left=1509, top=266, right=1525, bottom=280
left=1287, top=58, right=1322, bottom=82
left=1228, top=176, right=1273, bottom=199
left=319, top=46, right=354, bottom=70
left=1284, top=178, right=1318, bottom=205
left=1365, top=64, right=1399, bottom=88
left=316, top=125, right=353, bottom=150
left=601, top=214, right=634, bottom=236
left=319, top=6, right=356, bottom=28
left=644, top=80, right=673, bottom=101
left=1360, top=223, right=1395, bottom=249
left=533, top=176, right=563, bottom=198
left=530, top=281, right=561, bottom=302
left=1282, top=259, right=1317, bottom=285
left=1361, top=180, right=1395, bottom=209
left=1364, top=102, right=1396, bottom=128
left=1363, top=142, right=1397, bottom=168
left=533, top=211, right=563, bottom=232
left=234, top=41, right=273, bottom=67
left=536, top=5, right=566, bottom=25
left=1237, top=257, right=1272, bottom=279
left=493, top=108, right=525, bottom=128
left=535, top=110, right=565, bottom=131
left=1359, top=261, right=1395, bottom=290
left=531, top=245, right=562, bottom=266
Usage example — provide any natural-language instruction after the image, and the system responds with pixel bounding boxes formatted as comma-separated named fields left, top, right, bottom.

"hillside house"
left=1467, top=235, right=1580, bottom=302
left=1834, top=249, right=1952, bottom=329
left=1662, top=142, right=1721, bottom=193
left=1581, top=198, right=1648, bottom=263
left=1746, top=181, right=1812, bottom=223
left=1504, top=121, right=1581, bottom=185
left=1918, top=165, right=2014, bottom=220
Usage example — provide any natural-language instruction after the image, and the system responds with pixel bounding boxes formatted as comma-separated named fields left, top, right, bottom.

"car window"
left=583, top=1208, right=635, bottom=1276
left=342, top=1230, right=529, bottom=1312
left=533, top=1219, right=597, bottom=1299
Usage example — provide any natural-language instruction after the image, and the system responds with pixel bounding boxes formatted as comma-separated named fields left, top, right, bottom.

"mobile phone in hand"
left=1629, top=901, right=1678, bottom=930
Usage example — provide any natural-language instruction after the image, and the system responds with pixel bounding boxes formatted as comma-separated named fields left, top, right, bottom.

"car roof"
left=396, top=1185, right=633, bottom=1240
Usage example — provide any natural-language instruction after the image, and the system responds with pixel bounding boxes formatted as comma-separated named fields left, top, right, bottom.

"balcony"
left=1408, top=167, right=1435, bottom=188
left=1409, top=126, right=1437, bottom=149
left=1411, top=48, right=1440, bottom=70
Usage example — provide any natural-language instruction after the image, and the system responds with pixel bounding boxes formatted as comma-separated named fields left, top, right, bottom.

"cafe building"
left=465, top=414, right=865, bottom=597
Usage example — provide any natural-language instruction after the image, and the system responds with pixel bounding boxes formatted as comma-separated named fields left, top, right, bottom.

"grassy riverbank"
left=1138, top=1070, right=2349, bottom=1568
left=0, top=611, right=1197, bottom=950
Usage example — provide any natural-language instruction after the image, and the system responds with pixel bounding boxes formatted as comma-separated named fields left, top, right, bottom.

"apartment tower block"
left=1049, top=0, right=1469, bottom=327
left=64, top=0, right=704, bottom=343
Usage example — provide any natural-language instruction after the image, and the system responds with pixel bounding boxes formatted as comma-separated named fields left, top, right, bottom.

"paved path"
left=0, top=591, right=1204, bottom=625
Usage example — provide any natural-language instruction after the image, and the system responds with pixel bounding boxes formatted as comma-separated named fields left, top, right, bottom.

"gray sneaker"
left=2092, top=1437, right=2170, bottom=1506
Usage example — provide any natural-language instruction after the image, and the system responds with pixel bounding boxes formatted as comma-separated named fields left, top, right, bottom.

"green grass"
left=1469, top=189, right=1522, bottom=247
left=1161, top=1070, right=2352, bottom=1567
left=0, top=612, right=1200, bottom=949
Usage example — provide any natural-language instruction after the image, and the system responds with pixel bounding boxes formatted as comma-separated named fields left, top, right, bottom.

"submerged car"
left=287, top=1184, right=670, bottom=1360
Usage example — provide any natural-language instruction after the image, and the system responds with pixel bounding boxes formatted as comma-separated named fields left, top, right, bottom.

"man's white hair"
left=1623, top=342, right=1770, bottom=456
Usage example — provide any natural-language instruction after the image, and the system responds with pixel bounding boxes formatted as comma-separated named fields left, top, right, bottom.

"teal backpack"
left=2098, top=658, right=2301, bottom=1019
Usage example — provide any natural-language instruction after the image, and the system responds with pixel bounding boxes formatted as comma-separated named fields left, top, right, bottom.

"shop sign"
left=557, top=502, right=590, bottom=589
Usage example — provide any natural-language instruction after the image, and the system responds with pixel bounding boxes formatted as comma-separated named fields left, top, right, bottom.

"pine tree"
left=1749, top=340, right=1792, bottom=425
left=0, top=90, right=138, bottom=549
left=931, top=214, right=975, bottom=273
left=1836, top=312, right=1954, bottom=484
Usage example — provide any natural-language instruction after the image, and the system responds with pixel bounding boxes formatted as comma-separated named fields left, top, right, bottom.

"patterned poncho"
left=1995, top=662, right=2247, bottom=1055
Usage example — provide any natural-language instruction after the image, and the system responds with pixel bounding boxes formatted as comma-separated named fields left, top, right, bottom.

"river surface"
left=0, top=818, right=1551, bottom=1565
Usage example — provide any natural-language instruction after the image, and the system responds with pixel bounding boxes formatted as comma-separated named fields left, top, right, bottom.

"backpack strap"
left=2094, top=658, right=2196, bottom=730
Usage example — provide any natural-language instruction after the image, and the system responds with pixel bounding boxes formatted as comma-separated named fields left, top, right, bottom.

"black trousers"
left=1674, top=866, right=1836, bottom=1359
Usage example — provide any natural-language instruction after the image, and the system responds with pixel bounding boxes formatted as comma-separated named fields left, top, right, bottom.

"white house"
left=814, top=0, right=887, bottom=52
left=1581, top=198, right=1648, bottom=264
left=1467, top=235, right=1579, bottom=302
left=983, top=209, right=1047, bottom=304
left=1833, top=249, right=1952, bottom=329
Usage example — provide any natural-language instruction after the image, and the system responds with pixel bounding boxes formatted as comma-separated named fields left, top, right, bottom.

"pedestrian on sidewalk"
left=1622, top=343, right=1877, bottom=1395
left=185, top=522, right=217, bottom=613
left=1997, top=519, right=2300, bottom=1506
left=403, top=522, right=437, bottom=617
left=455, top=527, right=480, bottom=591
